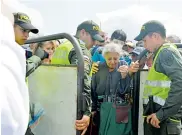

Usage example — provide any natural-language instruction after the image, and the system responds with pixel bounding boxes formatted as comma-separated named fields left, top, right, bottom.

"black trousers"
left=144, top=118, right=181, bottom=135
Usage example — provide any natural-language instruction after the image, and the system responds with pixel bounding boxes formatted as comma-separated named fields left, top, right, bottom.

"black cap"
left=134, top=20, right=166, bottom=41
left=111, top=29, right=127, bottom=42
left=77, top=20, right=105, bottom=42
left=130, top=47, right=145, bottom=55
left=14, top=12, right=39, bottom=34
left=136, top=41, right=144, bottom=47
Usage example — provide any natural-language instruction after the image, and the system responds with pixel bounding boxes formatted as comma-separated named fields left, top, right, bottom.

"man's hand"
left=91, top=62, right=99, bottom=74
left=75, top=115, right=90, bottom=131
left=129, top=60, right=140, bottom=75
left=146, top=113, right=160, bottom=128
left=34, top=47, right=49, bottom=60
left=117, top=65, right=129, bottom=79
left=81, top=128, right=88, bottom=135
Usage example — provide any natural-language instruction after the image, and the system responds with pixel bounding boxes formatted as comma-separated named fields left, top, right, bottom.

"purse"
left=114, top=103, right=131, bottom=124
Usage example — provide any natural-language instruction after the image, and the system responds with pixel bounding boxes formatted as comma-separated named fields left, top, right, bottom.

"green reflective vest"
left=143, top=44, right=178, bottom=106
left=51, top=40, right=74, bottom=65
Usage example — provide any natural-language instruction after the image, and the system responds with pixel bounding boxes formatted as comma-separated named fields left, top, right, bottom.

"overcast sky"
left=19, top=0, right=182, bottom=40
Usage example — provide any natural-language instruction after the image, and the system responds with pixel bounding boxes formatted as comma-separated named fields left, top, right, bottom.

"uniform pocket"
left=166, top=120, right=181, bottom=135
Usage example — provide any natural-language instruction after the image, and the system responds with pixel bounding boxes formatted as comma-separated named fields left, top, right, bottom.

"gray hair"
left=102, top=42, right=125, bottom=57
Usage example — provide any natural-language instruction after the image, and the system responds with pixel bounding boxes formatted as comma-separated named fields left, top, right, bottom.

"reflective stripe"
left=145, top=80, right=171, bottom=88
left=143, top=96, right=165, bottom=106
left=169, top=118, right=181, bottom=123
left=143, top=116, right=180, bottom=123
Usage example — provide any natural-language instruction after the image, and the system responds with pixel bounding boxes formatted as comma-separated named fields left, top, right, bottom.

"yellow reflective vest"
left=51, top=39, right=93, bottom=76
left=143, top=44, right=178, bottom=106
left=51, top=40, right=74, bottom=65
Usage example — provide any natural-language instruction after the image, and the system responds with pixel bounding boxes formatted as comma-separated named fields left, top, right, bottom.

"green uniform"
left=143, top=43, right=182, bottom=135
left=26, top=45, right=49, bottom=77
left=153, top=44, right=182, bottom=122
left=26, top=55, right=41, bottom=77
left=134, top=20, right=182, bottom=135
left=68, top=39, right=92, bottom=116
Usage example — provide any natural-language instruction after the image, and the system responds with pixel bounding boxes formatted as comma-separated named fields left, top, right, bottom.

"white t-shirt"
left=143, top=64, right=149, bottom=69
left=1, top=14, right=29, bottom=135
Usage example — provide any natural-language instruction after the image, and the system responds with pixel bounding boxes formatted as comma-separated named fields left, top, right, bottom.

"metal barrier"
left=25, top=33, right=84, bottom=135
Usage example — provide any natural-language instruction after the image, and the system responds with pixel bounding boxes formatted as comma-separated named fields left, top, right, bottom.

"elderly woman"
left=91, top=42, right=132, bottom=135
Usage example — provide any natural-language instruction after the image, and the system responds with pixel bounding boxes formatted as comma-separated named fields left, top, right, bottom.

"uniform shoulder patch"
left=83, top=55, right=91, bottom=71
left=83, top=55, right=91, bottom=63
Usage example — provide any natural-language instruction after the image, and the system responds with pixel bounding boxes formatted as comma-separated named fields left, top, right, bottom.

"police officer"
left=51, top=20, right=104, bottom=133
left=134, top=20, right=182, bottom=135
left=13, top=12, right=49, bottom=75
left=13, top=12, right=48, bottom=135
left=14, top=12, right=38, bottom=45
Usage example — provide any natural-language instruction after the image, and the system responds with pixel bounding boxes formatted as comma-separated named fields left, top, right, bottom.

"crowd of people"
left=2, top=9, right=182, bottom=135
